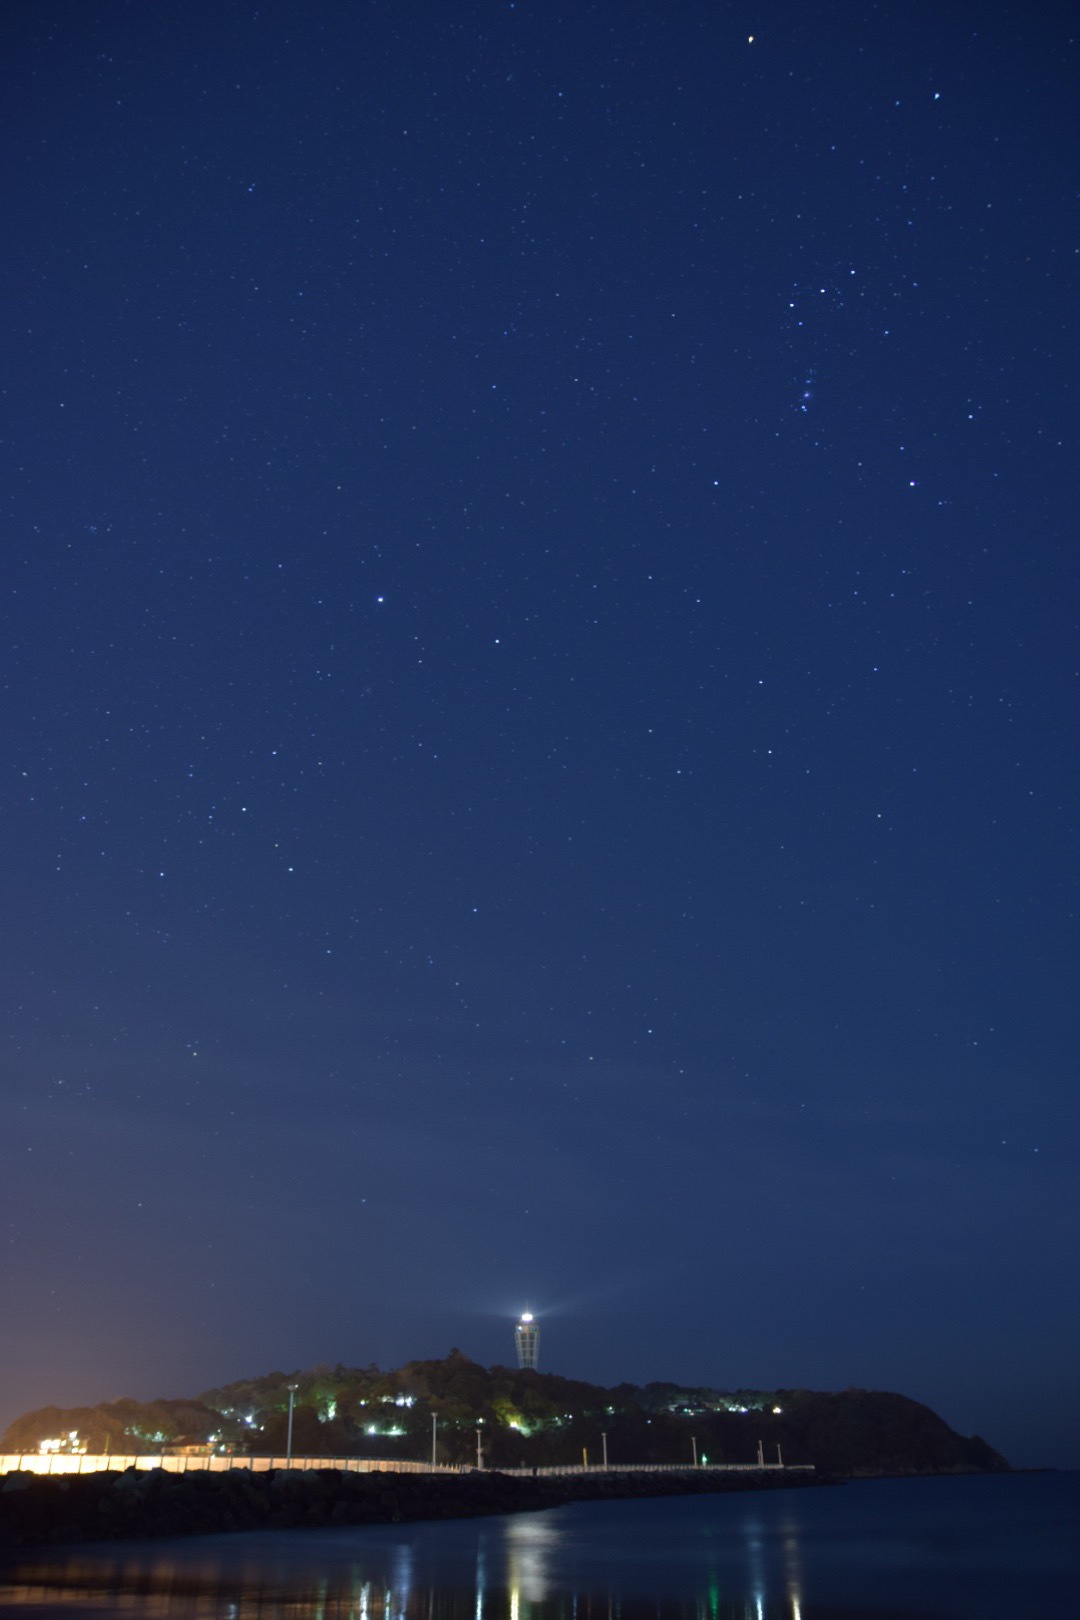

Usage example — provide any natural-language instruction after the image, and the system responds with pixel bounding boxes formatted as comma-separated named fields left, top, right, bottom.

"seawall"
left=0, top=1464, right=828, bottom=1549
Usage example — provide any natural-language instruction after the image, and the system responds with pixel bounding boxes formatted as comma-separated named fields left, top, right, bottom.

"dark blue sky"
left=2, top=1, right=1076, bottom=1469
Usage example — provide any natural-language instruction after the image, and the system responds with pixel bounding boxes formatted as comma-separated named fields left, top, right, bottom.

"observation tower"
left=514, top=1310, right=540, bottom=1369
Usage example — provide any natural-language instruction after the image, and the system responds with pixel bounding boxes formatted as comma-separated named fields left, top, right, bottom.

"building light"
left=38, top=1432, right=86, bottom=1456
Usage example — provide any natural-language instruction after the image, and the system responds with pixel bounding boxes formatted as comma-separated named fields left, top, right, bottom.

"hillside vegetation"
left=2, top=1352, right=1007, bottom=1476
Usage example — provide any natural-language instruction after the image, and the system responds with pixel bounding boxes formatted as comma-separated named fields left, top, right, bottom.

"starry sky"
left=2, top=2, right=1077, bottom=1470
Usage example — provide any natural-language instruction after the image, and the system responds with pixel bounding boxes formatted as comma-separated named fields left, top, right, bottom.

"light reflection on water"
left=1, top=1474, right=1077, bottom=1620
left=0, top=1514, right=803, bottom=1620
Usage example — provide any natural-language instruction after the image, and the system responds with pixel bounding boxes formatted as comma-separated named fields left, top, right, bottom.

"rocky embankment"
left=0, top=1465, right=831, bottom=1549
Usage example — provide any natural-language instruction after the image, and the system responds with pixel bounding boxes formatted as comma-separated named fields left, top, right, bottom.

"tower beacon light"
left=515, top=1309, right=540, bottom=1370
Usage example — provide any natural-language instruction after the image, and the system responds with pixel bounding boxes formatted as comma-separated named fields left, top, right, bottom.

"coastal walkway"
left=0, top=1453, right=813, bottom=1478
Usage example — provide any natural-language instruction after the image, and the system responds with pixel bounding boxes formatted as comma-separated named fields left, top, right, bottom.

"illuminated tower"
left=514, top=1310, right=540, bottom=1370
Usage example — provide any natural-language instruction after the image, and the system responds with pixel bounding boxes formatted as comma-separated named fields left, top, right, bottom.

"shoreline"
left=0, top=1465, right=835, bottom=1550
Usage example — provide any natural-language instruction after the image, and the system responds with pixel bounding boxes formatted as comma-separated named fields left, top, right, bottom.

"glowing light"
left=38, top=1431, right=86, bottom=1456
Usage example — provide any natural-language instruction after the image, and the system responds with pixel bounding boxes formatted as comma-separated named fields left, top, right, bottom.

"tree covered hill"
left=1, top=1352, right=1008, bottom=1476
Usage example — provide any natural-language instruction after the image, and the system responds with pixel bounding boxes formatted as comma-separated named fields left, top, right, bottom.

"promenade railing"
left=0, top=1453, right=812, bottom=1478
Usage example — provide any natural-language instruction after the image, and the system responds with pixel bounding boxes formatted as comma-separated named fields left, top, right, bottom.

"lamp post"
left=431, top=1413, right=437, bottom=1469
left=476, top=1422, right=483, bottom=1470
left=601, top=1431, right=608, bottom=1469
left=286, top=1384, right=299, bottom=1467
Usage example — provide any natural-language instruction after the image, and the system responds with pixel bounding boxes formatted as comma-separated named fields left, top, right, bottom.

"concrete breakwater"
left=0, top=1464, right=827, bottom=1549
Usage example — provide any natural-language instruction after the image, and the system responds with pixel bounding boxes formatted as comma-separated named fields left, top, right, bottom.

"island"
left=0, top=1352, right=1008, bottom=1547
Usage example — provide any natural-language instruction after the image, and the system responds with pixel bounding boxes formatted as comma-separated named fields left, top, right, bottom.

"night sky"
left=2, top=2, right=1077, bottom=1470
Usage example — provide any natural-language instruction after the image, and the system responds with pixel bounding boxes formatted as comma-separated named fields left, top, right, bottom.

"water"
left=1, top=1473, right=1076, bottom=1619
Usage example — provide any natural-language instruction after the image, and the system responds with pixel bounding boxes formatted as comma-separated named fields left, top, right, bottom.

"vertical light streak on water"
left=781, top=1517, right=804, bottom=1618
left=390, top=1542, right=413, bottom=1620
left=474, top=1541, right=486, bottom=1620
left=741, top=1516, right=767, bottom=1618
left=505, top=1515, right=557, bottom=1606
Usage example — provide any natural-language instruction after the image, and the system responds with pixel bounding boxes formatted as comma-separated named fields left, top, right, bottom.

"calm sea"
left=1, top=1472, right=1076, bottom=1620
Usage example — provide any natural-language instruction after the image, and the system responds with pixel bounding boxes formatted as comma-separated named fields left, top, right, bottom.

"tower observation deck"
left=514, top=1311, right=540, bottom=1369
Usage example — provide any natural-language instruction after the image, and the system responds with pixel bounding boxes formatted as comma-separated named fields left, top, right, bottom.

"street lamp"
left=476, top=1421, right=483, bottom=1470
left=286, top=1384, right=299, bottom=1467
